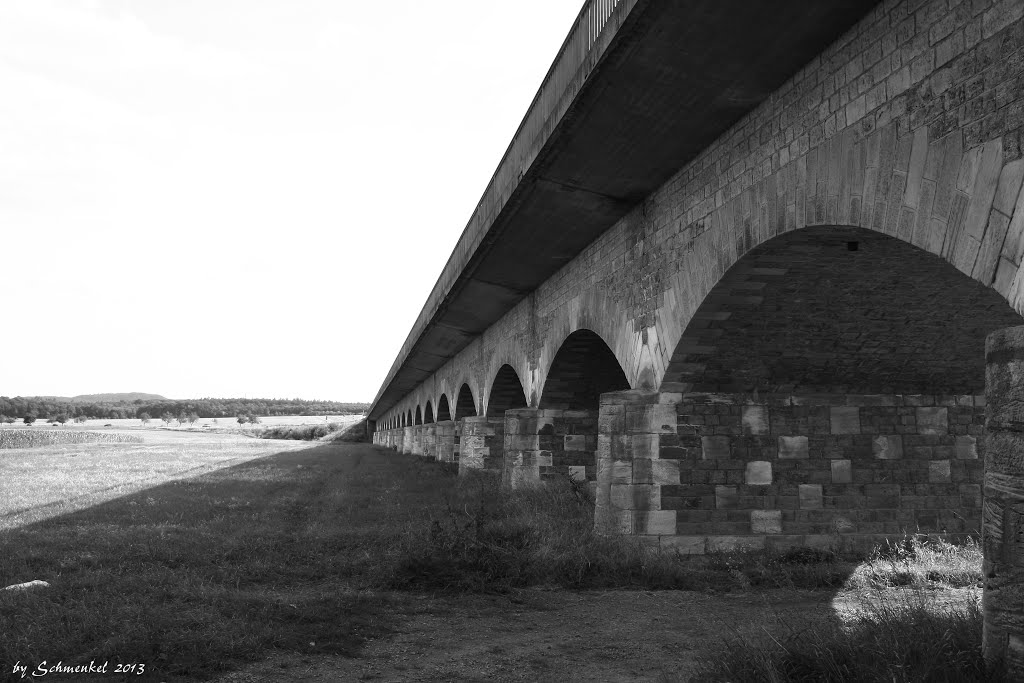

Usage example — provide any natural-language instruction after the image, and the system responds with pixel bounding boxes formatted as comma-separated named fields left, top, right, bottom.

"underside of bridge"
left=369, top=0, right=881, bottom=419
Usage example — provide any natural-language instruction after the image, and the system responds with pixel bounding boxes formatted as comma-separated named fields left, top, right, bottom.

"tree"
left=23, top=414, right=36, bottom=426
left=177, top=411, right=187, bottom=426
left=139, top=412, right=151, bottom=426
left=0, top=415, right=10, bottom=424
left=248, top=414, right=261, bottom=425
left=74, top=416, right=87, bottom=424
left=161, top=412, right=174, bottom=426
left=55, top=415, right=68, bottom=425
left=187, top=412, right=199, bottom=426
left=236, top=414, right=249, bottom=426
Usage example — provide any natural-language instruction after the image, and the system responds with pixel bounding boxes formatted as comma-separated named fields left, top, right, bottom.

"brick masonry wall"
left=459, top=417, right=504, bottom=474
left=378, top=0, right=1024, bottom=483
left=597, top=390, right=984, bottom=552
left=502, top=409, right=600, bottom=488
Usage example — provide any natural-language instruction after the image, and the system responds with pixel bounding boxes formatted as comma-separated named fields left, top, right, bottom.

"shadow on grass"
left=0, top=442, right=1004, bottom=682
left=0, top=443, right=450, bottom=682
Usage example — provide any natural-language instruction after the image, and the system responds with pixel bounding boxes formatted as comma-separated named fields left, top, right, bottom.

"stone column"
left=402, top=426, right=412, bottom=454
left=502, top=409, right=546, bottom=488
left=411, top=426, right=423, bottom=456
left=453, top=420, right=463, bottom=464
left=459, top=416, right=504, bottom=475
left=422, top=424, right=437, bottom=460
left=434, top=420, right=456, bottom=464
left=595, top=390, right=678, bottom=538
left=984, top=326, right=1024, bottom=674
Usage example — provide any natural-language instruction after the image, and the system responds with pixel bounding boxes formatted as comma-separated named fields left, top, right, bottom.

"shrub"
left=694, top=588, right=1004, bottom=682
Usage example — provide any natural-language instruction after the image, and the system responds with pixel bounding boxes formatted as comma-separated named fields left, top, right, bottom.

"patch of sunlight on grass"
left=0, top=433, right=313, bottom=530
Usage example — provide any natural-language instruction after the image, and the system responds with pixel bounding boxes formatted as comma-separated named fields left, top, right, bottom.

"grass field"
left=0, top=430, right=311, bottom=530
left=0, top=435, right=999, bottom=681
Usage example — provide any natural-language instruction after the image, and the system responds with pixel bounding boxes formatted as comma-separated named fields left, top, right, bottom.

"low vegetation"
left=0, top=441, right=992, bottom=681
left=0, top=429, right=142, bottom=449
left=695, top=585, right=999, bottom=682
left=257, top=418, right=368, bottom=443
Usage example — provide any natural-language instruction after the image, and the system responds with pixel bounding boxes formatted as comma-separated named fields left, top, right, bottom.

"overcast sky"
left=0, top=0, right=585, bottom=401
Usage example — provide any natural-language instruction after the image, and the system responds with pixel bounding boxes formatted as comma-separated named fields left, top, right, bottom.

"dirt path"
left=213, top=587, right=979, bottom=682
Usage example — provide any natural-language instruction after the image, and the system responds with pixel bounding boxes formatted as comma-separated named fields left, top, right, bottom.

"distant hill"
left=69, top=393, right=169, bottom=403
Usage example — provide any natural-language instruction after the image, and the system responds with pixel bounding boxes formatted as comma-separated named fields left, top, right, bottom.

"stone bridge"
left=367, top=0, right=1024, bottom=669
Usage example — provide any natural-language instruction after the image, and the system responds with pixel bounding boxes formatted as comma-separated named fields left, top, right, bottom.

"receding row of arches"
left=376, top=224, right=1024, bottom=434
left=376, top=328, right=632, bottom=431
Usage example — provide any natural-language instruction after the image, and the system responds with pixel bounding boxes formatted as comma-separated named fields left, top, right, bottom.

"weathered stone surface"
left=751, top=510, right=783, bottom=534
left=745, top=461, right=773, bottom=485
left=830, top=407, right=861, bottom=434
left=778, top=436, right=809, bottom=459
left=799, top=484, right=824, bottom=509
left=916, top=407, right=948, bottom=434
left=831, top=459, right=853, bottom=484
left=701, top=435, right=730, bottom=459
left=873, top=435, right=904, bottom=459
left=742, top=405, right=770, bottom=434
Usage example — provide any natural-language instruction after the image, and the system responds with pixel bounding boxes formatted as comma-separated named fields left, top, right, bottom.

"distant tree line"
left=0, top=397, right=368, bottom=423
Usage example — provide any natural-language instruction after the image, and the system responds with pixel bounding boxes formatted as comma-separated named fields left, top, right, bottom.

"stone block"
left=660, top=535, right=707, bottom=554
left=596, top=458, right=633, bottom=485
left=956, top=435, right=978, bottom=459
left=916, top=407, right=948, bottom=434
left=610, top=484, right=660, bottom=511
left=505, top=434, right=539, bottom=450
left=778, top=435, right=809, bottom=459
left=742, top=405, right=770, bottom=434
left=635, top=510, right=677, bottom=535
left=706, top=535, right=767, bottom=552
left=634, top=458, right=679, bottom=484
left=830, top=406, right=861, bottom=434
left=701, top=435, right=731, bottom=459
left=629, top=434, right=661, bottom=459
left=799, top=484, right=824, bottom=509
left=652, top=459, right=681, bottom=485
left=929, top=459, right=952, bottom=483
left=873, top=435, right=904, bottom=459
left=564, top=434, right=588, bottom=451
left=832, top=516, right=857, bottom=533
left=751, top=510, right=783, bottom=534
left=746, top=461, right=773, bottom=485
left=715, top=485, right=738, bottom=509
left=626, top=404, right=677, bottom=434
left=568, top=465, right=586, bottom=481
left=831, top=459, right=853, bottom=484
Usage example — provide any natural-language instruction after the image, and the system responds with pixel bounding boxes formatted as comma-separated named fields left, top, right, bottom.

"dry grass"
left=0, top=428, right=142, bottom=449
left=845, top=534, right=983, bottom=589
left=0, top=431, right=309, bottom=530
left=693, top=587, right=1002, bottom=682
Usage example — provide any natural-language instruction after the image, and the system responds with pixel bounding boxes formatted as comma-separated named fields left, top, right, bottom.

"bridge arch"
left=436, top=394, right=452, bottom=422
left=536, top=289, right=634, bottom=401
left=414, top=406, right=422, bottom=425
left=661, top=225, right=1024, bottom=394
left=539, top=328, right=630, bottom=409
left=453, top=382, right=477, bottom=419
left=424, top=400, right=434, bottom=424
left=651, top=133, right=1024, bottom=390
left=485, top=364, right=528, bottom=417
